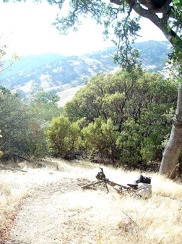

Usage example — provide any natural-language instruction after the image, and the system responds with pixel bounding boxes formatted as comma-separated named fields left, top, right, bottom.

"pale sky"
left=0, top=0, right=167, bottom=57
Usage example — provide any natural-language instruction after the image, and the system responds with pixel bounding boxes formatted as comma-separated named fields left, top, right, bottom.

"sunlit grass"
left=0, top=159, right=182, bottom=244
left=0, top=182, right=27, bottom=243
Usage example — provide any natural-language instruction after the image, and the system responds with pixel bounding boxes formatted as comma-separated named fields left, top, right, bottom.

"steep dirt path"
left=7, top=164, right=129, bottom=244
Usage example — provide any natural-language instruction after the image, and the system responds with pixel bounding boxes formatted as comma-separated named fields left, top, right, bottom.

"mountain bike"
left=81, top=168, right=142, bottom=197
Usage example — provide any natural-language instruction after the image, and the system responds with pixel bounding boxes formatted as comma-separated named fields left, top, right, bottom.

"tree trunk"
left=159, top=83, right=182, bottom=176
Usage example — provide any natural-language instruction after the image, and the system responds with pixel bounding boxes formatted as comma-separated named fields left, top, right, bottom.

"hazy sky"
left=0, top=1, right=167, bottom=56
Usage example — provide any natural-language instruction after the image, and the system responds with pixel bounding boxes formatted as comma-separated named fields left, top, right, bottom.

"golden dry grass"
left=0, top=184, right=24, bottom=243
left=0, top=159, right=182, bottom=244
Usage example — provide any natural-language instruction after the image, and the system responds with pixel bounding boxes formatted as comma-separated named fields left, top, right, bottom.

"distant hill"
left=0, top=40, right=171, bottom=106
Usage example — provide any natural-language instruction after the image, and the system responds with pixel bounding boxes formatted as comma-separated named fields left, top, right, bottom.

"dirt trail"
left=7, top=163, right=129, bottom=244
left=3, top=160, right=182, bottom=244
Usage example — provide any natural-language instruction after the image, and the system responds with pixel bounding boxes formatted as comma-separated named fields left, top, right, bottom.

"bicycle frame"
left=81, top=168, right=138, bottom=195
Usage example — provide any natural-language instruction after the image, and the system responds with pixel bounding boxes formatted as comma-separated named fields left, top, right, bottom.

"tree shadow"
left=0, top=162, right=28, bottom=172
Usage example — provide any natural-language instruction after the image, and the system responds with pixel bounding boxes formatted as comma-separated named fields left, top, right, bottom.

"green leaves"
left=29, top=90, right=61, bottom=123
left=49, top=0, right=142, bottom=68
left=46, top=115, right=82, bottom=158
left=0, top=86, right=62, bottom=160
left=82, top=117, right=119, bottom=164
left=0, top=129, right=3, bottom=157
left=63, top=69, right=177, bottom=165
left=52, top=0, right=107, bottom=34
left=48, top=0, right=182, bottom=75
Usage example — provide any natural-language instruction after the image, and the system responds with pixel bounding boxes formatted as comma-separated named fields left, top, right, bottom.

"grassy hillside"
left=0, top=41, right=170, bottom=99
left=0, top=159, right=181, bottom=243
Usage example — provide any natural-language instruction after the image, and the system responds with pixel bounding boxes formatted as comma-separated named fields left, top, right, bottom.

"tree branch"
left=132, top=2, right=181, bottom=45
left=138, top=0, right=172, bottom=14
left=110, top=0, right=123, bottom=5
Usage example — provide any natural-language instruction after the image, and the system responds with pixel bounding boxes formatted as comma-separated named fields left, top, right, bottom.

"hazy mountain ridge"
left=0, top=41, right=171, bottom=105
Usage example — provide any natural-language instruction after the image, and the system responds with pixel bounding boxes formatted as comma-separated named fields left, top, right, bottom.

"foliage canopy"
left=57, top=69, right=178, bottom=165
left=46, top=0, right=182, bottom=71
left=0, top=86, right=61, bottom=160
left=46, top=115, right=82, bottom=159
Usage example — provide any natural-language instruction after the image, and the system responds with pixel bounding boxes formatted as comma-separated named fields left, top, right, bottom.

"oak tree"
left=50, top=0, right=181, bottom=176
left=4, top=0, right=182, bottom=174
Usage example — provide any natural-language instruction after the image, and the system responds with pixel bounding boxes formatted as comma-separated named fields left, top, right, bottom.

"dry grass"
left=0, top=182, right=25, bottom=243
left=0, top=159, right=182, bottom=244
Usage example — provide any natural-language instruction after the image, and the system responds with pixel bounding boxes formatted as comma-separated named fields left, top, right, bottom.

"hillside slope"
left=1, top=159, right=182, bottom=244
left=0, top=41, right=171, bottom=106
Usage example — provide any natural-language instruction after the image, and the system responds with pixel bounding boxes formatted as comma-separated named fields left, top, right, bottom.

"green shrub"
left=64, top=69, right=177, bottom=166
left=46, top=115, right=82, bottom=159
left=82, top=118, right=119, bottom=164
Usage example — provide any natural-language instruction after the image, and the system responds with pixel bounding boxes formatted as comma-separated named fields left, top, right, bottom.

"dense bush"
left=0, top=87, right=61, bottom=160
left=46, top=115, right=82, bottom=159
left=63, top=69, right=177, bottom=166
left=0, top=68, right=178, bottom=167
left=82, top=118, right=120, bottom=164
